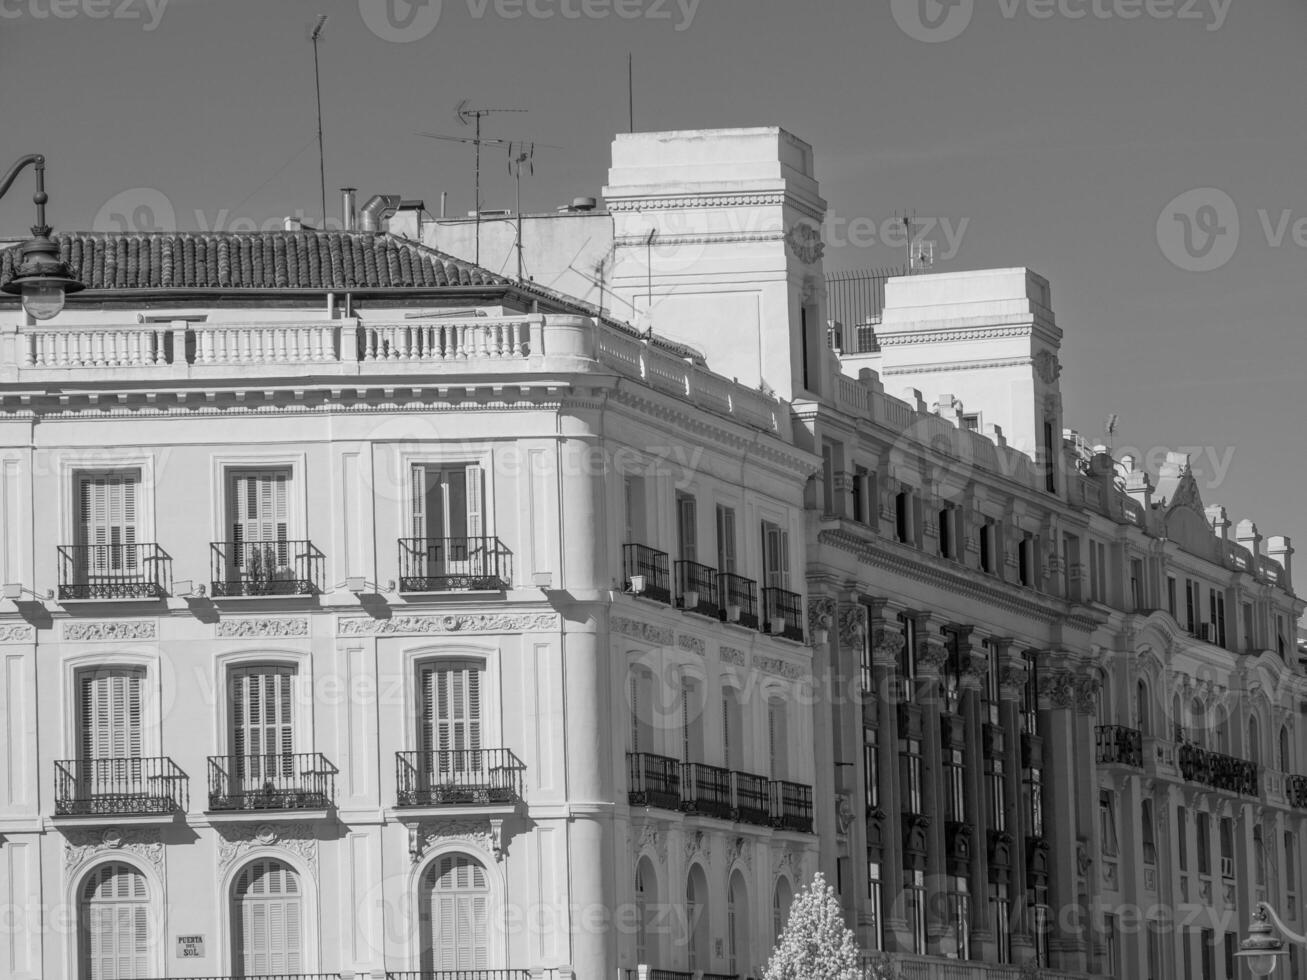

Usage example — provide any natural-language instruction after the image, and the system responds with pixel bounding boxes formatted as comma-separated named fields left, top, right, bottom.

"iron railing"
left=1094, top=725, right=1144, bottom=768
left=1177, top=742, right=1259, bottom=796
left=398, top=536, right=513, bottom=592
left=57, top=543, right=173, bottom=600
left=624, top=543, right=671, bottom=604
left=395, top=749, right=524, bottom=807
left=762, top=587, right=804, bottom=641
left=1289, top=775, right=1307, bottom=809
left=54, top=756, right=188, bottom=815
left=210, top=539, right=324, bottom=596
left=207, top=752, right=337, bottom=810
left=770, top=779, right=814, bottom=833
left=386, top=970, right=532, bottom=980
left=825, top=266, right=904, bottom=354
left=718, top=573, right=759, bottom=630
left=732, top=770, right=771, bottom=826
left=680, top=762, right=733, bottom=820
left=674, top=559, right=719, bottom=617
left=628, top=752, right=681, bottom=810
left=139, top=975, right=345, bottom=980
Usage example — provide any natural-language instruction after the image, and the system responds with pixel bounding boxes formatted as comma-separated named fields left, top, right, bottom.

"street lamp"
left=1236, top=903, right=1292, bottom=976
left=0, top=154, right=83, bottom=320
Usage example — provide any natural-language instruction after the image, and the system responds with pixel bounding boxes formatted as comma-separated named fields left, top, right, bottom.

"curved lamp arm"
left=0, top=154, right=49, bottom=234
left=1259, top=902, right=1307, bottom=947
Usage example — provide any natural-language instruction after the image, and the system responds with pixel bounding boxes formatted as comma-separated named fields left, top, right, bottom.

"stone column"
left=864, top=600, right=905, bottom=952
left=911, top=614, right=952, bottom=957
left=953, top=626, right=994, bottom=960
left=1039, top=660, right=1089, bottom=972
left=1073, top=670, right=1104, bottom=974
left=995, top=644, right=1034, bottom=965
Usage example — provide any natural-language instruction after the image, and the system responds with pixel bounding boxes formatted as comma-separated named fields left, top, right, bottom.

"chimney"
left=1206, top=505, right=1230, bottom=541
left=1267, top=535, right=1294, bottom=593
left=1236, top=520, right=1263, bottom=561
left=359, top=194, right=402, bottom=233
left=1121, top=455, right=1153, bottom=511
left=341, top=188, right=357, bottom=232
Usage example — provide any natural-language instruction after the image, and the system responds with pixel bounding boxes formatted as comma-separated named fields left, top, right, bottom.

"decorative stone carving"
left=677, top=634, right=705, bottom=657
left=998, top=661, right=1029, bottom=700
left=65, top=827, right=163, bottom=875
left=0, top=624, right=34, bottom=643
left=837, top=603, right=867, bottom=651
left=835, top=794, right=855, bottom=835
left=1039, top=670, right=1075, bottom=709
left=725, top=835, right=754, bottom=874
left=916, top=635, right=950, bottom=675
left=338, top=613, right=559, bottom=636
left=684, top=829, right=711, bottom=866
left=719, top=646, right=747, bottom=667
left=1074, top=674, right=1101, bottom=715
left=753, top=655, right=807, bottom=681
left=217, top=822, right=319, bottom=880
left=637, top=824, right=668, bottom=867
left=785, top=223, right=825, bottom=264
left=870, top=626, right=906, bottom=665
left=64, top=621, right=156, bottom=641
left=1033, top=350, right=1062, bottom=384
left=407, top=818, right=505, bottom=863
left=807, top=597, right=835, bottom=644
left=216, top=617, right=309, bottom=638
left=609, top=617, right=674, bottom=646
left=774, top=847, right=799, bottom=882
left=961, top=652, right=990, bottom=689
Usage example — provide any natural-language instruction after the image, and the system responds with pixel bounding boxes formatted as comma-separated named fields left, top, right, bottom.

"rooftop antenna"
left=898, top=209, right=918, bottom=273
left=1105, top=413, right=1120, bottom=454
left=457, top=101, right=526, bottom=265
left=508, top=142, right=535, bottom=281
left=309, top=15, right=328, bottom=228
left=628, top=53, right=634, bottom=133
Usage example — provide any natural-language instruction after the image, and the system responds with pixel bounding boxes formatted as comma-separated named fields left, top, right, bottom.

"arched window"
left=635, top=858, right=657, bottom=966
left=686, top=865, right=709, bottom=971
left=80, top=862, right=149, bottom=980
left=420, top=853, right=490, bottom=972
left=727, top=872, right=750, bottom=976
left=1136, top=680, right=1151, bottom=735
left=1188, top=698, right=1204, bottom=747
left=773, top=877, right=794, bottom=942
left=1281, top=726, right=1292, bottom=773
left=232, top=858, right=302, bottom=976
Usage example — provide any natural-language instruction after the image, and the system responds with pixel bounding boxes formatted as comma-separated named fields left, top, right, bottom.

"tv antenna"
left=1105, top=413, right=1120, bottom=454
left=433, top=101, right=526, bottom=265
left=508, top=142, right=535, bottom=281
left=308, top=15, right=329, bottom=227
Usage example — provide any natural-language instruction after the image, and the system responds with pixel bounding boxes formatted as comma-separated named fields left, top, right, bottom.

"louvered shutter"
left=428, top=855, right=490, bottom=972
left=630, top=676, right=640, bottom=753
left=410, top=465, right=428, bottom=540
left=716, top=506, right=737, bottom=574
left=230, top=666, right=296, bottom=785
left=80, top=669, right=144, bottom=764
left=234, top=860, right=302, bottom=977
left=763, top=522, right=788, bottom=589
left=421, top=663, right=483, bottom=775
left=463, top=464, right=483, bottom=540
left=230, top=471, right=289, bottom=573
left=678, top=495, right=697, bottom=562
left=681, top=683, right=691, bottom=764
left=78, top=473, right=139, bottom=575
left=82, top=863, right=149, bottom=980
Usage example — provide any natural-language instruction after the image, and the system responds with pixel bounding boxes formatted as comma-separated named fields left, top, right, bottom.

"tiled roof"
left=0, top=231, right=510, bottom=292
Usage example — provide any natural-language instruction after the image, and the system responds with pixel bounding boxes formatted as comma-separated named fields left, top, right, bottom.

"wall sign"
left=176, top=935, right=205, bottom=958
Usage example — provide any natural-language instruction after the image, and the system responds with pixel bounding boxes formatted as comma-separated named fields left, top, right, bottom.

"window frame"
left=59, top=453, right=158, bottom=557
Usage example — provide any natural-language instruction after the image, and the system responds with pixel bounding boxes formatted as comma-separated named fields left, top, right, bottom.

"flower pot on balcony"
left=726, top=604, right=741, bottom=623
left=628, top=574, right=646, bottom=595
left=683, top=590, right=699, bottom=609
left=770, top=617, right=787, bottom=636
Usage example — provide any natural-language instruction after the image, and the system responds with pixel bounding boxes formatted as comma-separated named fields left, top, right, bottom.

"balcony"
left=387, top=972, right=534, bottom=980
left=1095, top=725, right=1144, bottom=769
left=207, top=752, right=337, bottom=811
left=57, top=543, right=173, bottom=600
left=762, top=587, right=804, bottom=641
left=732, top=770, right=771, bottom=827
left=1288, top=774, right=1307, bottom=809
left=680, top=762, right=733, bottom=820
left=1177, top=742, right=1259, bottom=796
left=54, top=757, right=188, bottom=816
left=717, top=573, right=759, bottom=630
left=674, top=559, right=719, bottom=617
left=864, top=955, right=1093, bottom=979
left=395, top=749, right=524, bottom=807
left=210, top=539, right=324, bottom=597
left=769, top=779, right=814, bottom=833
left=628, top=752, right=681, bottom=811
left=623, top=543, right=671, bottom=604
left=398, top=536, right=513, bottom=592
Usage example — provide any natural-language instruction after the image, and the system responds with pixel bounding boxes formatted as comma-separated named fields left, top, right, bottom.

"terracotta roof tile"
left=0, top=230, right=510, bottom=292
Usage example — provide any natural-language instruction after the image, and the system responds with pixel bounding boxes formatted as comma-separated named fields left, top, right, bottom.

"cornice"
left=607, top=191, right=826, bottom=223
left=615, top=231, right=785, bottom=248
left=881, top=357, right=1041, bottom=376
left=876, top=324, right=1034, bottom=346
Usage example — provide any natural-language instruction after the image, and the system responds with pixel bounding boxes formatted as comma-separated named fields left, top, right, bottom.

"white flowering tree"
left=762, top=872, right=865, bottom=980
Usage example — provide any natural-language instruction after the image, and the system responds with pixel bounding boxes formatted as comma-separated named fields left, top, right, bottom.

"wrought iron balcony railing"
left=138, top=974, right=345, bottom=980
left=769, top=779, right=814, bottom=833
left=623, top=543, right=671, bottom=604
left=1177, top=742, right=1259, bottom=796
left=398, top=536, right=512, bottom=592
left=680, top=762, right=733, bottom=820
left=762, top=586, right=804, bottom=641
left=731, top=770, right=771, bottom=826
left=1095, top=725, right=1144, bottom=768
left=674, top=559, right=719, bottom=617
left=395, top=749, right=524, bottom=807
left=1288, top=774, right=1307, bottom=809
left=54, top=756, right=188, bottom=816
left=210, top=539, right=324, bottom=596
left=717, top=572, right=758, bottom=630
left=628, top=752, right=681, bottom=811
left=386, top=972, right=533, bottom=980
left=207, top=752, right=337, bottom=811
left=57, top=543, right=173, bottom=600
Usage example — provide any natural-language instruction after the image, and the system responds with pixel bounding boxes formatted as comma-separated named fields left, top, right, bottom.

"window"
left=80, top=862, right=150, bottom=980
left=1197, top=812, right=1211, bottom=876
left=1043, top=419, right=1057, bottom=493
left=227, top=469, right=291, bottom=583
left=1225, top=932, right=1238, bottom=980
left=74, top=470, right=141, bottom=588
left=624, top=476, right=647, bottom=545
left=1287, top=833, right=1298, bottom=900
left=1022, top=650, right=1039, bottom=736
left=939, top=503, right=957, bottom=559
left=989, top=756, right=1007, bottom=832
left=722, top=690, right=742, bottom=771
left=419, top=662, right=483, bottom=777
left=985, top=640, right=1001, bottom=726
left=629, top=669, right=653, bottom=755
left=1167, top=576, right=1178, bottom=618
left=412, top=464, right=483, bottom=545
left=863, top=727, right=879, bottom=813
left=1130, top=557, right=1143, bottom=609
left=821, top=443, right=836, bottom=515
left=1209, top=589, right=1227, bottom=647
left=1018, top=533, right=1036, bottom=587
left=1104, top=914, right=1119, bottom=979
left=1142, top=799, right=1157, bottom=866
left=1281, top=725, right=1292, bottom=773
left=1248, top=718, right=1261, bottom=765
left=761, top=521, right=790, bottom=589
left=1061, top=533, right=1080, bottom=600
left=852, top=466, right=871, bottom=524
left=727, top=873, right=749, bottom=976
left=1090, top=542, right=1108, bottom=602
left=686, top=866, right=709, bottom=971
left=941, top=630, right=963, bottom=711
left=991, top=884, right=1011, bottom=963
left=867, top=861, right=884, bottom=951
left=1186, top=579, right=1199, bottom=633
left=1027, top=766, right=1045, bottom=837
left=901, top=738, right=924, bottom=814
left=1099, top=791, right=1119, bottom=857
left=229, top=664, right=296, bottom=764
left=1253, top=825, right=1265, bottom=887
left=947, top=877, right=971, bottom=960
left=905, top=870, right=927, bottom=955
left=79, top=667, right=144, bottom=765
left=1147, top=921, right=1163, bottom=980
left=232, top=859, right=303, bottom=975
left=1136, top=680, right=1151, bottom=734
left=1200, top=928, right=1215, bottom=980
left=676, top=493, right=698, bottom=562
left=768, top=702, right=788, bottom=780
left=1033, top=903, right=1050, bottom=967
left=681, top=679, right=703, bottom=764
left=895, top=489, right=915, bottom=545
left=945, top=747, right=966, bottom=822
left=1178, top=806, right=1188, bottom=872
left=715, top=505, right=736, bottom=574
left=635, top=861, right=653, bottom=965
left=772, top=879, right=793, bottom=943
left=979, top=520, right=996, bottom=574
left=420, top=854, right=489, bottom=972
left=898, top=613, right=917, bottom=702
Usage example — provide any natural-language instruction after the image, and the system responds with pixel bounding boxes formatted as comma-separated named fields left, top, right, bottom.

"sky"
left=2, top=0, right=1305, bottom=584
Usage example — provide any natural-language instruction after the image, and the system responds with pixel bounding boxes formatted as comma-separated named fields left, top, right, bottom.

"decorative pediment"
left=65, top=827, right=163, bottom=876
left=217, top=821, right=319, bottom=880
left=406, top=818, right=506, bottom=864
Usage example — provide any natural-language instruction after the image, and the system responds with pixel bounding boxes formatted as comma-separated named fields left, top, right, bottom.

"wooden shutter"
left=426, top=855, right=490, bottom=972
left=762, top=522, right=789, bottom=589
left=78, top=473, right=139, bottom=572
left=230, top=471, right=290, bottom=571
left=230, top=665, right=295, bottom=760
left=716, top=506, right=736, bottom=574
left=410, top=465, right=428, bottom=539
left=82, top=863, right=149, bottom=980
left=420, top=663, right=483, bottom=762
left=630, top=675, right=641, bottom=753
left=722, top=695, right=732, bottom=770
left=234, top=859, right=302, bottom=976
left=678, top=495, right=697, bottom=562
left=80, top=669, right=143, bottom=761
left=464, top=464, right=483, bottom=540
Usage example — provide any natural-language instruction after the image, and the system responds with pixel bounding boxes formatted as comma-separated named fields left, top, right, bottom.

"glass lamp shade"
left=19, top=280, right=67, bottom=320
